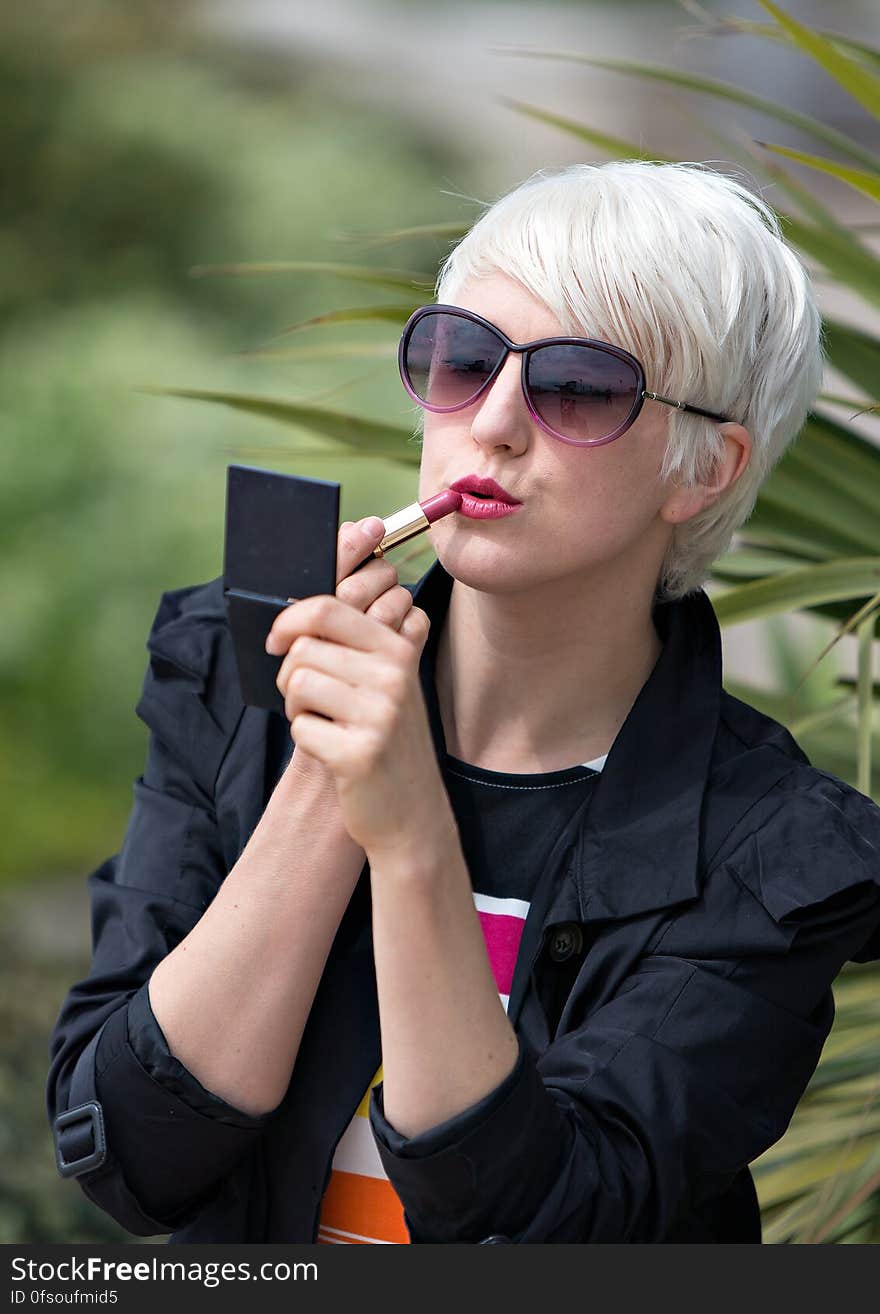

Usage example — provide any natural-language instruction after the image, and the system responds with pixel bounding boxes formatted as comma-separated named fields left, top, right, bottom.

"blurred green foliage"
left=0, top=881, right=145, bottom=1242
left=1, top=0, right=473, bottom=884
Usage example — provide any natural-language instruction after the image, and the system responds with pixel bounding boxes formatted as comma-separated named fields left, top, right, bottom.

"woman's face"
left=416, top=270, right=678, bottom=599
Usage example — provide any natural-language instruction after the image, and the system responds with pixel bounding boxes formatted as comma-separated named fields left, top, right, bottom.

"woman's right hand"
left=282, top=515, right=416, bottom=778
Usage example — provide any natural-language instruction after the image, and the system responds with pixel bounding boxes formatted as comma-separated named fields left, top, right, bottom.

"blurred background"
left=2, top=0, right=879, bottom=1243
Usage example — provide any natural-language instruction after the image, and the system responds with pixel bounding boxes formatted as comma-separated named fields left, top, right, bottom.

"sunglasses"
left=398, top=304, right=730, bottom=448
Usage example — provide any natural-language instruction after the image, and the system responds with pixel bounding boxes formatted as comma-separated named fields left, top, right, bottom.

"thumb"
left=336, top=517, right=386, bottom=585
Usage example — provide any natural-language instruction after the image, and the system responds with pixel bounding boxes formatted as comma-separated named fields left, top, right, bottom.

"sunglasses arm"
left=643, top=391, right=729, bottom=423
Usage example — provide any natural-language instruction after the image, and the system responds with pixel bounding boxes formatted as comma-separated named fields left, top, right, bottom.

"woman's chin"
left=433, top=536, right=545, bottom=594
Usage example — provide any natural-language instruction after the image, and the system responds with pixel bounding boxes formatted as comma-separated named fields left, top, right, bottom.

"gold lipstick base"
left=372, top=501, right=430, bottom=558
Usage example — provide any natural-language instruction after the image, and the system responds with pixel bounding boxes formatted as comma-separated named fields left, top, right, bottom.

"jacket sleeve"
left=46, top=582, right=271, bottom=1237
left=368, top=777, right=880, bottom=1243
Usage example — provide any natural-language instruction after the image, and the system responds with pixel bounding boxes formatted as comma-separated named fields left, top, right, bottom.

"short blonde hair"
left=418, top=160, right=824, bottom=601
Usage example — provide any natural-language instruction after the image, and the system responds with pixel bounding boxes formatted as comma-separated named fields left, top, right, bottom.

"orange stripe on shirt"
left=315, top=893, right=530, bottom=1243
left=317, top=1169, right=410, bottom=1244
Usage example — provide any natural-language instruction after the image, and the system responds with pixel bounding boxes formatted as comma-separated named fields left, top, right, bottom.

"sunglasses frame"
left=399, top=304, right=730, bottom=448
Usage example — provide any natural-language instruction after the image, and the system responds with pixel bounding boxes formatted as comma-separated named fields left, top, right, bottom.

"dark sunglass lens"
left=527, top=345, right=640, bottom=441
left=404, top=313, right=505, bottom=410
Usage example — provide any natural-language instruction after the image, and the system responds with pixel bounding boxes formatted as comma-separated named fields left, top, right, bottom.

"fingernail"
left=360, top=517, right=384, bottom=538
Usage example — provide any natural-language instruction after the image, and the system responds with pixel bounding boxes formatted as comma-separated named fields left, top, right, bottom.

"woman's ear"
left=660, top=423, right=752, bottom=525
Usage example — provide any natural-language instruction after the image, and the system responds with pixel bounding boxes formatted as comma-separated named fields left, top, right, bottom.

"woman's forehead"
left=450, top=272, right=567, bottom=339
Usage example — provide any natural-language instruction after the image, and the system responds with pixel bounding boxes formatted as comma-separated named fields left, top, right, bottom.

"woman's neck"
left=434, top=577, right=664, bottom=775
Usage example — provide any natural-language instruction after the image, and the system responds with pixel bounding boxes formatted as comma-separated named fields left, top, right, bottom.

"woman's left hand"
left=265, top=595, right=453, bottom=856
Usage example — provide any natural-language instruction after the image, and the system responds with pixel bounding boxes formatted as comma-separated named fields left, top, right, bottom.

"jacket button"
left=548, top=923, right=583, bottom=963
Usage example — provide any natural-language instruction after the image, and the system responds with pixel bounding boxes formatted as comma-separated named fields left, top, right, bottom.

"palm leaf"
left=273, top=305, right=421, bottom=336
left=495, top=50, right=880, bottom=173
left=731, top=140, right=868, bottom=244
left=711, top=548, right=806, bottom=577
left=791, top=593, right=880, bottom=698
left=140, top=387, right=418, bottom=461
left=856, top=611, right=878, bottom=793
left=778, top=214, right=880, bottom=309
left=679, top=11, right=880, bottom=71
left=499, top=99, right=667, bottom=160
left=786, top=693, right=857, bottom=739
left=800, top=1148, right=880, bottom=1243
left=816, top=394, right=879, bottom=418
left=755, top=141, right=880, bottom=203
left=757, top=0, right=880, bottom=119
left=751, top=478, right=879, bottom=557
left=233, top=342, right=397, bottom=363
left=822, top=320, right=880, bottom=400
left=732, top=502, right=854, bottom=564
left=711, top=560, right=880, bottom=626
left=333, top=221, right=470, bottom=248
left=753, top=1141, right=873, bottom=1208
left=798, top=412, right=880, bottom=493
left=189, top=261, right=434, bottom=293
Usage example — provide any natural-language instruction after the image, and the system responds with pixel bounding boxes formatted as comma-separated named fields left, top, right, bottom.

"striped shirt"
left=316, top=750, right=605, bottom=1245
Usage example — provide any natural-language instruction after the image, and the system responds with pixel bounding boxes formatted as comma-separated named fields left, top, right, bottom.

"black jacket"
left=47, top=558, right=880, bottom=1243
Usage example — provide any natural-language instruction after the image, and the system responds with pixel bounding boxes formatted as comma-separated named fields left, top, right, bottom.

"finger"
left=287, top=711, right=351, bottom=771
left=276, top=640, right=320, bottom=706
left=399, top=606, right=431, bottom=651
left=276, top=571, right=410, bottom=649
left=282, top=664, right=402, bottom=739
left=335, top=557, right=399, bottom=612
left=335, top=517, right=386, bottom=587
left=276, top=634, right=379, bottom=694
left=365, top=584, right=414, bottom=632
left=266, top=593, right=397, bottom=658
left=281, top=665, right=367, bottom=727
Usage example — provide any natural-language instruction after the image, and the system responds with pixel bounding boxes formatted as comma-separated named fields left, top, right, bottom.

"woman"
left=48, top=161, right=880, bottom=1244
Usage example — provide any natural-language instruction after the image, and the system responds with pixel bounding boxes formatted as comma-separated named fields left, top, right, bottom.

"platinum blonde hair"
left=420, top=160, right=824, bottom=602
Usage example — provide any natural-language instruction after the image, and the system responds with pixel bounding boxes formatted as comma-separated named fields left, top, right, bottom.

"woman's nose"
left=469, top=353, right=531, bottom=452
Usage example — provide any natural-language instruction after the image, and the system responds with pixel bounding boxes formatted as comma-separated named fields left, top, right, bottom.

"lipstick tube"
left=284, top=490, right=464, bottom=599
left=373, top=499, right=432, bottom=557
left=357, top=489, right=462, bottom=566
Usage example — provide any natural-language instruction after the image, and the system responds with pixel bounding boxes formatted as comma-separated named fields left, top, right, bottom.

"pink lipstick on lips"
left=450, top=475, right=523, bottom=520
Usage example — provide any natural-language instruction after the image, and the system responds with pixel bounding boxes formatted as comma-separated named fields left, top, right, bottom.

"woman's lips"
left=456, top=494, right=523, bottom=520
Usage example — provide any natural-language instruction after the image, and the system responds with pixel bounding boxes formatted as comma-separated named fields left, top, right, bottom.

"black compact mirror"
left=223, top=464, right=339, bottom=713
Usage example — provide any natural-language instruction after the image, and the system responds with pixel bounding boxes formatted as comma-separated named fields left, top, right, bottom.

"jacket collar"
left=408, top=557, right=722, bottom=922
